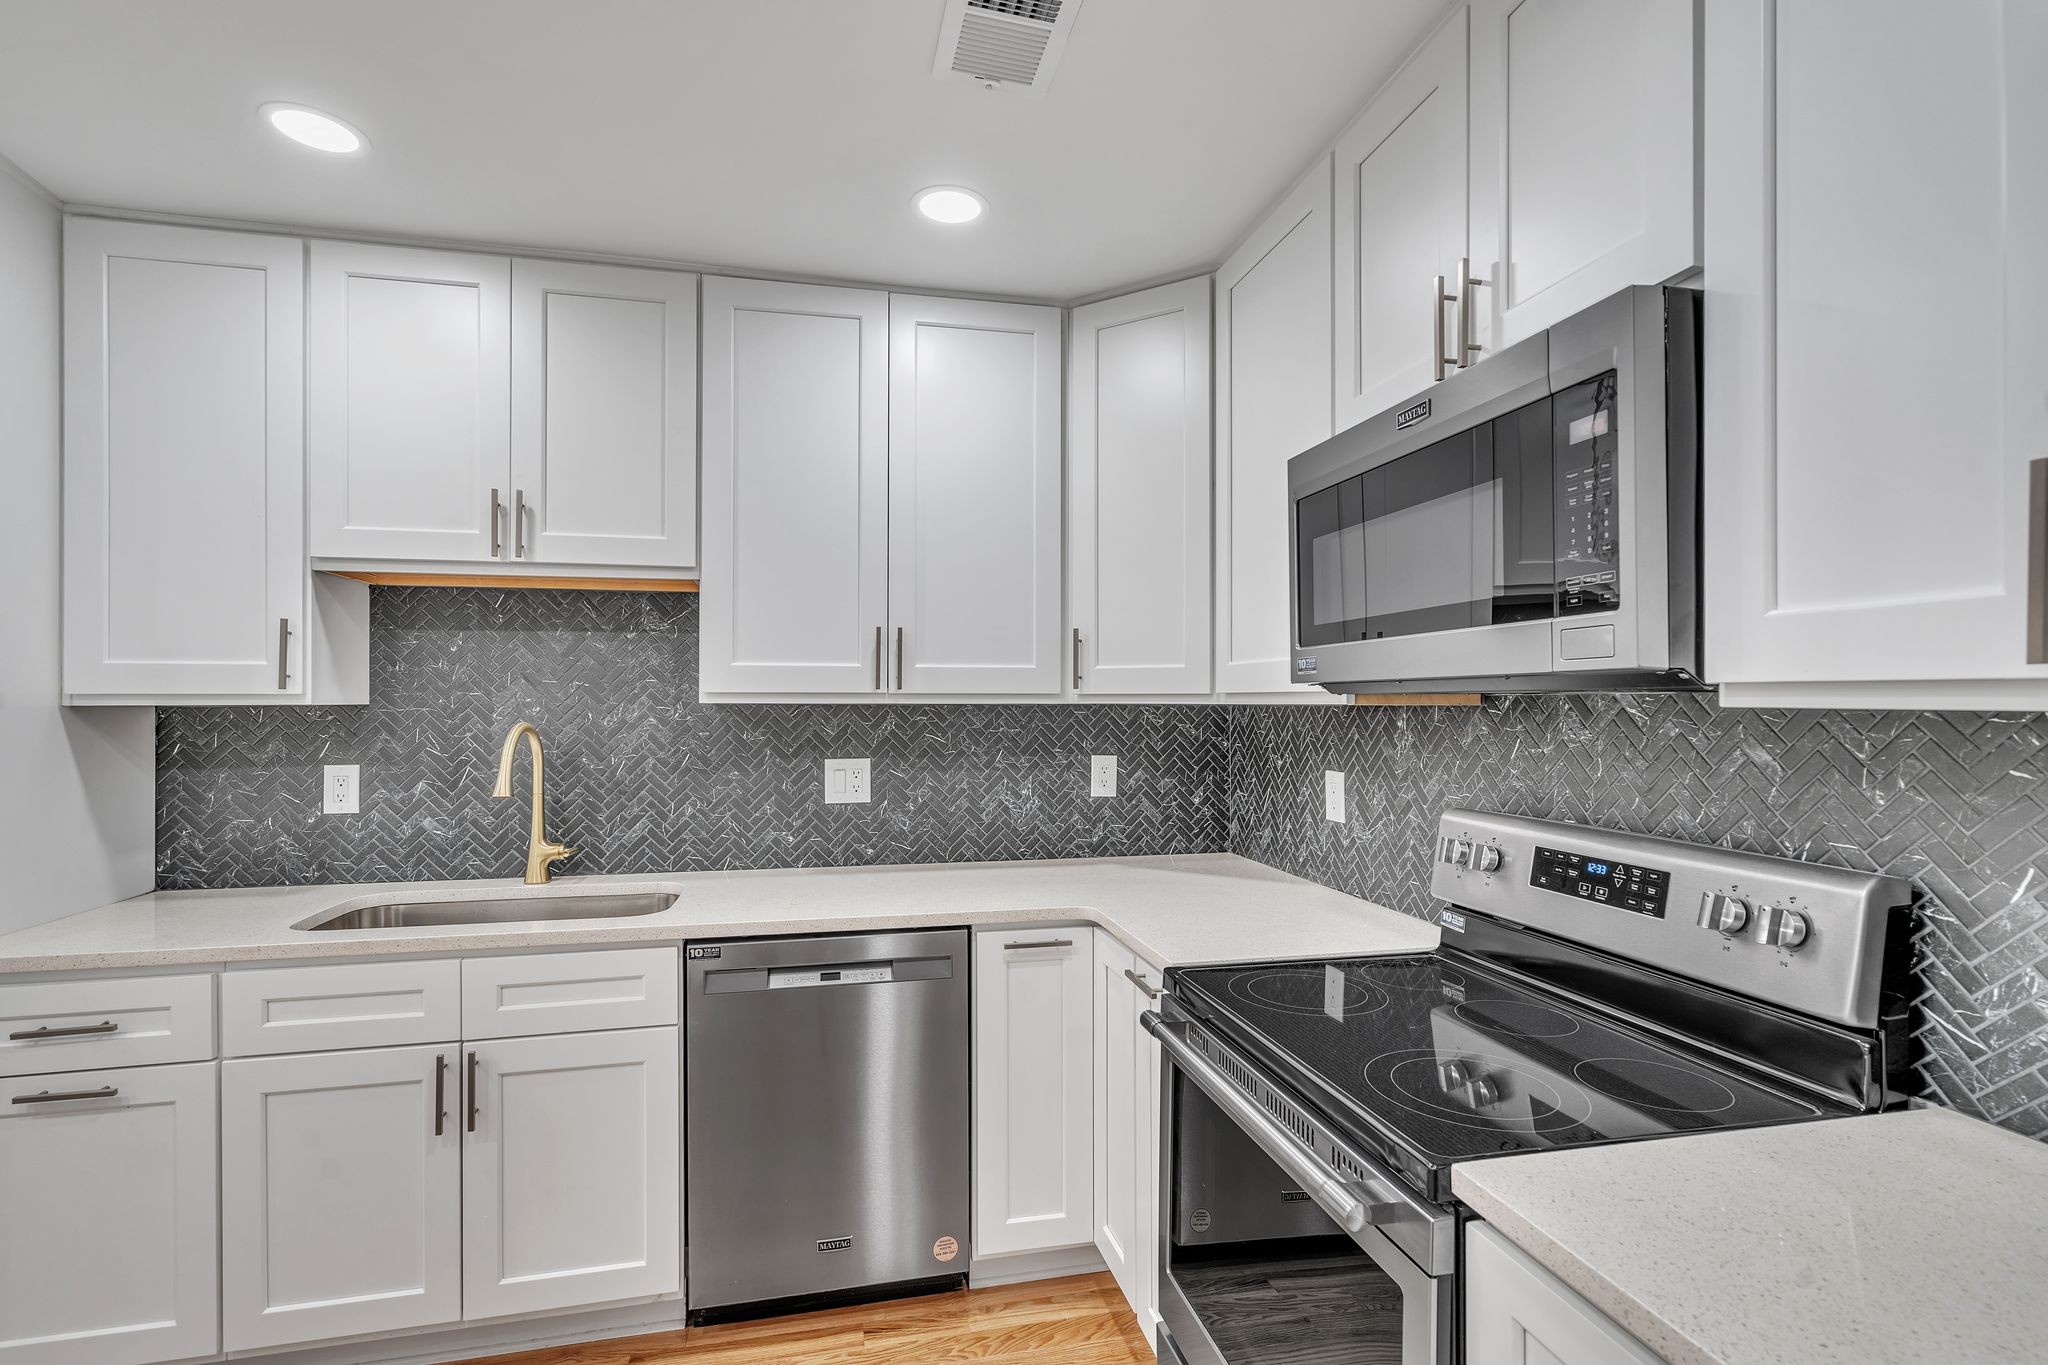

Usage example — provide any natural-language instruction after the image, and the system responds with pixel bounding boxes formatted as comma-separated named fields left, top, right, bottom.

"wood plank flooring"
left=461, top=1274, right=1153, bottom=1365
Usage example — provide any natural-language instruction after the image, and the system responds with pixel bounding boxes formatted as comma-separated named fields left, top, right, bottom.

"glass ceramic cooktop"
left=1175, top=954, right=1844, bottom=1169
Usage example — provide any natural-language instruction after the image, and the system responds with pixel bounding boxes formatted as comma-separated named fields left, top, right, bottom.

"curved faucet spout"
left=492, top=723, right=577, bottom=884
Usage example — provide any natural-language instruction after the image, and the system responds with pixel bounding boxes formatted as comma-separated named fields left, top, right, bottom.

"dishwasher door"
left=684, top=929, right=970, bottom=1318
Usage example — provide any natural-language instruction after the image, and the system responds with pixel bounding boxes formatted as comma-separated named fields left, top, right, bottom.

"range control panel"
left=1530, top=846, right=1669, bottom=917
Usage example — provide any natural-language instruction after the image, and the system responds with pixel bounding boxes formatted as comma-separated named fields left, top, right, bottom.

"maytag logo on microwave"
left=1394, top=397, right=1431, bottom=430
left=817, top=1237, right=854, bottom=1254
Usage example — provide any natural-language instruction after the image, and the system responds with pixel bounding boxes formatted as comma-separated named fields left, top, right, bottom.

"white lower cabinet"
left=1465, top=1222, right=1658, bottom=1365
left=1092, top=932, right=1162, bottom=1342
left=972, top=928, right=1095, bottom=1257
left=0, top=1063, right=218, bottom=1365
left=463, top=1027, right=681, bottom=1321
left=221, top=1045, right=461, bottom=1350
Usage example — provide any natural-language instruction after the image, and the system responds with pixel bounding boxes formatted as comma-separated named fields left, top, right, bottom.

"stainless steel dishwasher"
left=684, top=928, right=970, bottom=1322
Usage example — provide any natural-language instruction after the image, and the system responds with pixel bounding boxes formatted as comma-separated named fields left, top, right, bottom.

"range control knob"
left=1465, top=1075, right=1500, bottom=1109
left=1449, top=839, right=1474, bottom=869
left=1696, top=892, right=1750, bottom=937
left=1473, top=844, right=1503, bottom=873
left=1755, top=906, right=1811, bottom=951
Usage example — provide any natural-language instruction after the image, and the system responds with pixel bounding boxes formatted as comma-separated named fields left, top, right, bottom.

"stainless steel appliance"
left=1148, top=811, right=1914, bottom=1364
left=1288, top=286, right=1700, bottom=694
left=685, top=929, right=970, bottom=1322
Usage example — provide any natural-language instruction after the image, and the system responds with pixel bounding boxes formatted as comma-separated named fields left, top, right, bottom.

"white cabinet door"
left=1704, top=0, right=2048, bottom=707
left=1333, top=7, right=1469, bottom=429
left=973, top=928, right=1094, bottom=1257
left=511, top=260, right=697, bottom=569
left=463, top=1027, right=680, bottom=1320
left=1092, top=932, right=1162, bottom=1337
left=0, top=1063, right=218, bottom=1365
left=1069, top=279, right=1212, bottom=696
left=1465, top=1222, right=1660, bottom=1365
left=1468, top=0, right=1697, bottom=355
left=310, top=242, right=511, bottom=562
left=699, top=277, right=890, bottom=694
left=221, top=1046, right=461, bottom=1350
left=62, top=218, right=305, bottom=697
left=1216, top=160, right=1339, bottom=698
left=889, top=294, right=1063, bottom=695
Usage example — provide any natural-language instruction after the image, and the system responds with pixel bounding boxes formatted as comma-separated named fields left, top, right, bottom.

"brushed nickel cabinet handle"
left=514, top=489, right=527, bottom=559
left=1073, top=627, right=1083, bottom=690
left=277, top=617, right=292, bottom=690
left=895, top=626, right=904, bottom=691
left=1123, top=967, right=1161, bottom=1000
left=466, top=1050, right=480, bottom=1133
left=490, top=488, right=503, bottom=557
left=874, top=625, right=883, bottom=691
left=2030, top=458, right=2048, bottom=665
left=1004, top=938, right=1074, bottom=951
left=12, top=1086, right=119, bottom=1105
left=434, top=1054, right=448, bottom=1137
left=1433, top=274, right=1457, bottom=382
left=1456, top=256, right=1487, bottom=367
left=9, top=1020, right=117, bottom=1041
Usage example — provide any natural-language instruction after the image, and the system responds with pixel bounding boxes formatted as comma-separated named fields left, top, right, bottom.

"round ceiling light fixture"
left=260, top=102, right=368, bottom=154
left=914, top=186, right=985, bottom=224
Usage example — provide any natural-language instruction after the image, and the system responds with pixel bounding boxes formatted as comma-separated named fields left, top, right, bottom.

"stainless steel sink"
left=296, top=891, right=677, bottom=931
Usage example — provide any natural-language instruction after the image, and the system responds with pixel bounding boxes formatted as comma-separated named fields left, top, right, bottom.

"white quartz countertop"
left=0, top=853, right=1438, bottom=975
left=1454, top=1106, right=2048, bottom=1365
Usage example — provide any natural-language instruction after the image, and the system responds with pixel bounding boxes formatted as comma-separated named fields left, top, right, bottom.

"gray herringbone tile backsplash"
left=158, top=589, right=2048, bottom=1139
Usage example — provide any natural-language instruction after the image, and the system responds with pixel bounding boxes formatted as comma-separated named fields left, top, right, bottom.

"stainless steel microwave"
left=1287, top=286, right=1701, bottom=694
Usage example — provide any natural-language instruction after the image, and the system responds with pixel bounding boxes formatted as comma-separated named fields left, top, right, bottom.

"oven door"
left=1146, top=1007, right=1455, bottom=1365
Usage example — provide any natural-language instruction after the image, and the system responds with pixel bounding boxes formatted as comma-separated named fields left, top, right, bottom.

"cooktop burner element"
left=1449, top=998, right=1582, bottom=1039
left=1226, top=966, right=1387, bottom=1018
left=1573, top=1056, right=1740, bottom=1114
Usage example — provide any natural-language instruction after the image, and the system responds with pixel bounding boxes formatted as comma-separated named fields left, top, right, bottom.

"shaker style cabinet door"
left=1332, top=6, right=1469, bottom=430
left=220, top=1046, right=461, bottom=1351
left=1215, top=158, right=1341, bottom=697
left=1465, top=1222, right=1661, bottom=1365
left=309, top=241, right=511, bottom=562
left=1091, top=931, right=1162, bottom=1333
left=1704, top=0, right=2048, bottom=707
left=461, top=1027, right=681, bottom=1321
left=699, top=277, right=890, bottom=694
left=0, top=1063, right=219, bottom=1365
left=1068, top=278, right=1212, bottom=696
left=972, top=928, right=1095, bottom=1257
left=510, top=260, right=698, bottom=569
left=889, top=294, right=1064, bottom=695
left=1466, top=0, right=1698, bottom=355
left=62, top=218, right=306, bottom=697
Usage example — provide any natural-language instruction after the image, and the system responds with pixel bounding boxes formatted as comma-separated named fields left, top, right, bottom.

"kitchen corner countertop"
left=1454, top=1106, right=2048, bottom=1365
left=0, top=853, right=1438, bottom=975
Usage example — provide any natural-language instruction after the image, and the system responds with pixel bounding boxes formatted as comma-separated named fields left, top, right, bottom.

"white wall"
left=0, top=158, right=154, bottom=933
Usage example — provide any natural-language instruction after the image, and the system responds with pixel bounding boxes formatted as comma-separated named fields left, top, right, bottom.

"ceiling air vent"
left=932, top=0, right=1086, bottom=93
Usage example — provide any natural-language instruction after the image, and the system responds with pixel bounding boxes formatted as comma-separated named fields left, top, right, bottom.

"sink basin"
left=296, top=891, right=677, bottom=932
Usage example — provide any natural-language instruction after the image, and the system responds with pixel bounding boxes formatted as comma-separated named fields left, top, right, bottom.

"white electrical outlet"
left=323, top=764, right=360, bottom=815
left=1091, top=755, right=1118, bottom=799
left=823, top=757, right=871, bottom=805
left=1324, top=770, right=1346, bottom=823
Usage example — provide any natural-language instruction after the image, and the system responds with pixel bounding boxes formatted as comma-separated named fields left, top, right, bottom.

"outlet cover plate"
left=323, top=764, right=360, bottom=815
left=1091, top=755, right=1117, bottom=799
left=824, top=757, right=871, bottom=805
left=1324, top=770, right=1345, bottom=823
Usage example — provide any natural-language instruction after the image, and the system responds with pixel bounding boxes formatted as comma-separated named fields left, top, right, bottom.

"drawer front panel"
left=0, top=974, right=214, bottom=1078
left=222, top=960, right=461, bottom=1056
left=462, top=948, right=678, bottom=1039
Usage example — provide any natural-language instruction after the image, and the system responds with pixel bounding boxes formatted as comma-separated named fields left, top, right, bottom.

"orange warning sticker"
left=933, top=1235, right=960, bottom=1263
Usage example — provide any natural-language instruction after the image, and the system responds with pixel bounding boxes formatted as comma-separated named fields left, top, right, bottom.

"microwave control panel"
left=1555, top=371, right=1620, bottom=616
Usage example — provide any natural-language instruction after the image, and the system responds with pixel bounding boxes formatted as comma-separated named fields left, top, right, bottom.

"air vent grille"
left=932, top=0, right=1084, bottom=92
left=968, top=0, right=1063, bottom=21
left=951, top=12, right=1052, bottom=84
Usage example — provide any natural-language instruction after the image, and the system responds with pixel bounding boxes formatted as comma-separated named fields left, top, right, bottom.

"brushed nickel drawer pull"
left=1073, top=627, right=1083, bottom=690
left=874, top=625, right=883, bottom=691
left=514, top=489, right=527, bottom=559
left=13, top=1086, right=119, bottom=1105
left=9, top=1020, right=117, bottom=1041
left=1123, top=968, right=1160, bottom=1000
left=490, top=488, right=503, bottom=557
left=2029, top=458, right=2047, bottom=664
left=1003, top=938, right=1073, bottom=951
left=466, top=1050, right=480, bottom=1133
left=277, top=617, right=292, bottom=690
left=434, top=1054, right=449, bottom=1137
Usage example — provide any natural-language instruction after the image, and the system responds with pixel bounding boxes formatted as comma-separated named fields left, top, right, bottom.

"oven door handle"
left=1146, top=1013, right=1396, bottom=1236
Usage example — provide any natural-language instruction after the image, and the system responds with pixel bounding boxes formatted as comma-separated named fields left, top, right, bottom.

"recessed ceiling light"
left=260, top=103, right=367, bottom=154
left=914, top=186, right=985, bottom=224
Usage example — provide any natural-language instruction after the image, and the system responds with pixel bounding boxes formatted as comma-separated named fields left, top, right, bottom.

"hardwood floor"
left=464, top=1274, right=1154, bottom=1365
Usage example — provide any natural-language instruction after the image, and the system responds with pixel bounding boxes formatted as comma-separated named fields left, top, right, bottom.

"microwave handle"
left=1146, top=1013, right=1398, bottom=1236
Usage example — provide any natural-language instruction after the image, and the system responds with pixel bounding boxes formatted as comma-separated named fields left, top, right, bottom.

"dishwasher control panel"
left=769, top=964, right=894, bottom=989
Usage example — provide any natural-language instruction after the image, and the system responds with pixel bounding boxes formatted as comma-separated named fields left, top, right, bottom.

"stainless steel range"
left=1146, top=810, right=1915, bottom=1365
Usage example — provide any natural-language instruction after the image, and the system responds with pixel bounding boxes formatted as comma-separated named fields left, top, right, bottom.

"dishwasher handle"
left=1146, top=1012, right=1403, bottom=1238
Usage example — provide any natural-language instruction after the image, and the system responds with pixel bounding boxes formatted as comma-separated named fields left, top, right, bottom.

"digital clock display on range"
left=1530, top=846, right=1670, bottom=918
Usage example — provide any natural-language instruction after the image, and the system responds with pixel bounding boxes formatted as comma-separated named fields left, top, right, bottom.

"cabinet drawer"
left=222, top=959, right=461, bottom=1056
left=0, top=974, right=214, bottom=1078
left=462, top=948, right=677, bottom=1039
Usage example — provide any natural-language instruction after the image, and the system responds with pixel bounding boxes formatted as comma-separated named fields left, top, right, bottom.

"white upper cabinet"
left=699, top=277, right=890, bottom=695
left=1705, top=0, right=2048, bottom=708
left=1467, top=0, right=1698, bottom=355
left=890, top=294, right=1064, bottom=695
left=1333, top=7, right=1469, bottom=429
left=62, top=219, right=311, bottom=698
left=511, top=260, right=697, bottom=568
left=310, top=242, right=511, bottom=563
left=1216, top=160, right=1338, bottom=698
left=1069, top=278, right=1213, bottom=696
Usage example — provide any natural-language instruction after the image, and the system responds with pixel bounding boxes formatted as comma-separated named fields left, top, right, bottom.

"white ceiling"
left=0, top=0, right=1443, bottom=301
